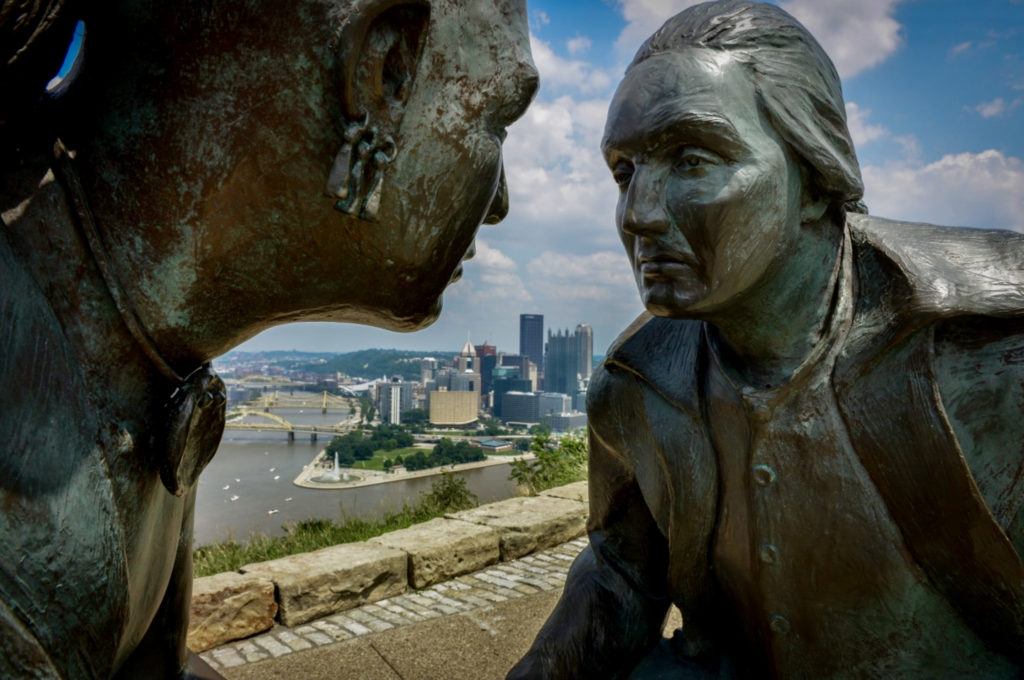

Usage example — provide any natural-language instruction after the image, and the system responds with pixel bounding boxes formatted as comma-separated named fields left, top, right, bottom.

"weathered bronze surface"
left=0, top=1, right=536, bottom=677
left=509, top=1, right=1024, bottom=678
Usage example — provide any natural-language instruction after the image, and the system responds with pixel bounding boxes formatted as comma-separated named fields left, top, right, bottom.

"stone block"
left=240, top=543, right=407, bottom=626
left=369, top=518, right=500, bottom=588
left=187, top=572, right=277, bottom=653
left=448, top=495, right=587, bottom=560
left=540, top=481, right=589, bottom=504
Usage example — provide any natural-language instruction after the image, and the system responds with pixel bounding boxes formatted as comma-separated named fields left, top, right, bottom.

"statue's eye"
left=612, top=160, right=634, bottom=189
left=677, top=147, right=722, bottom=173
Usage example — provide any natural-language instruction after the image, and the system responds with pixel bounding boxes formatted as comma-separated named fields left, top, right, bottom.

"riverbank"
left=292, top=449, right=534, bottom=490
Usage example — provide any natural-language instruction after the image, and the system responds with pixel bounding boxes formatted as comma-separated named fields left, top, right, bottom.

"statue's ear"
left=328, top=0, right=430, bottom=220
left=337, top=0, right=431, bottom=127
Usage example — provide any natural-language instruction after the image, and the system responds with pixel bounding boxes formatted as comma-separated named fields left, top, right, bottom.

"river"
left=193, top=406, right=520, bottom=547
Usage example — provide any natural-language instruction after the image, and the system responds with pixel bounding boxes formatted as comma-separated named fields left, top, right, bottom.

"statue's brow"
left=604, top=111, right=747, bottom=159
left=647, top=111, right=746, bottom=154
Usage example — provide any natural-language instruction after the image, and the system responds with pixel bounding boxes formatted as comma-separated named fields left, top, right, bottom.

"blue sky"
left=236, top=0, right=1024, bottom=358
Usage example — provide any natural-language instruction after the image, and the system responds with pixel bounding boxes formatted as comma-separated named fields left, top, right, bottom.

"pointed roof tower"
left=461, top=332, right=477, bottom=357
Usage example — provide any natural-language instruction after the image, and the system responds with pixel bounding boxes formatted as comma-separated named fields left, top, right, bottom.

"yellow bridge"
left=246, top=390, right=355, bottom=413
left=223, top=391, right=357, bottom=441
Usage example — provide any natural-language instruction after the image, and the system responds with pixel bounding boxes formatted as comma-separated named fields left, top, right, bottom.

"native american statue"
left=1, top=1, right=536, bottom=677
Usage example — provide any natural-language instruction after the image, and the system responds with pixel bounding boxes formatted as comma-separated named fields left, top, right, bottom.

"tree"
left=420, top=471, right=478, bottom=513
left=509, top=430, right=587, bottom=494
left=528, top=422, right=552, bottom=437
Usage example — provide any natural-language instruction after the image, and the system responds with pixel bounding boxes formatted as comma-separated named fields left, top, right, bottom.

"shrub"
left=509, top=430, right=587, bottom=495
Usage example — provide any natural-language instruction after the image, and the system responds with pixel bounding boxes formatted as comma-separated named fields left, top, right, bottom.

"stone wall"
left=187, top=481, right=588, bottom=652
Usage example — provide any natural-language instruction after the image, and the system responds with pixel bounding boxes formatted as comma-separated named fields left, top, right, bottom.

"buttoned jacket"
left=584, top=214, right=1024, bottom=672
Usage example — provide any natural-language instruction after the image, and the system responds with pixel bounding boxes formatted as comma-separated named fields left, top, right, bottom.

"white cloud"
left=973, top=97, right=1022, bottom=118
left=845, top=102, right=889, bottom=147
left=524, top=251, right=645, bottom=351
left=779, top=0, right=904, bottom=79
left=949, top=41, right=972, bottom=57
left=613, top=0, right=708, bottom=55
left=892, top=134, right=921, bottom=164
left=862, top=150, right=1024, bottom=232
left=466, top=240, right=531, bottom=301
left=531, top=9, right=550, bottom=31
left=567, top=35, right=592, bottom=56
left=526, top=251, right=635, bottom=296
left=501, top=93, right=620, bottom=252
left=611, top=0, right=905, bottom=79
left=529, top=34, right=613, bottom=95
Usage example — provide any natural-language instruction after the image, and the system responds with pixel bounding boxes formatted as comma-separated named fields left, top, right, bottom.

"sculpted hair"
left=632, top=0, right=865, bottom=210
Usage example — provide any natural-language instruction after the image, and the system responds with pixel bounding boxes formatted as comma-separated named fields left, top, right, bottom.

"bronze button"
left=753, top=464, right=776, bottom=486
left=769, top=614, right=791, bottom=634
left=759, top=543, right=779, bottom=565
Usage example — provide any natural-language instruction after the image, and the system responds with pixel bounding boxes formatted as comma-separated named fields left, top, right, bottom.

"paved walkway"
left=199, top=538, right=590, bottom=680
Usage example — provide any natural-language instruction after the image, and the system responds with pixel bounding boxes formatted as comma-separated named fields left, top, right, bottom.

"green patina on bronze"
left=0, top=1, right=536, bottom=678
left=509, top=2, right=1024, bottom=678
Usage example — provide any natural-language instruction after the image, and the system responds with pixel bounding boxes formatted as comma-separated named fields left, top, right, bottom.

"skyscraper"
left=544, top=328, right=577, bottom=395
left=575, top=323, right=593, bottom=381
left=475, top=343, right=498, bottom=395
left=519, top=314, right=544, bottom=370
left=545, top=324, right=594, bottom=396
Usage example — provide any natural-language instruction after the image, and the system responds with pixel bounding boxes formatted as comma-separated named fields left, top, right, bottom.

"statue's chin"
left=397, top=295, right=443, bottom=332
left=358, top=294, right=443, bottom=334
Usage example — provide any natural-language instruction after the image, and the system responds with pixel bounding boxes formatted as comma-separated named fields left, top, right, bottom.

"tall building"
left=420, top=357, right=437, bottom=383
left=428, top=389, right=478, bottom=426
left=379, top=376, right=414, bottom=425
left=519, top=314, right=544, bottom=370
left=544, top=328, right=577, bottom=395
left=538, top=392, right=572, bottom=417
left=492, top=364, right=531, bottom=417
left=501, top=391, right=539, bottom=424
left=575, top=323, right=593, bottom=381
left=501, top=354, right=537, bottom=390
left=475, top=343, right=498, bottom=395
left=545, top=324, right=593, bottom=395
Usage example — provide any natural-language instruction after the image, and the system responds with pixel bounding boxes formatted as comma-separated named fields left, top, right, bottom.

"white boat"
left=229, top=495, right=239, bottom=502
left=267, top=509, right=279, bottom=515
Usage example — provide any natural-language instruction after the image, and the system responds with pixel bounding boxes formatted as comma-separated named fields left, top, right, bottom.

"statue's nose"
left=621, top=167, right=670, bottom=236
left=495, top=59, right=539, bottom=129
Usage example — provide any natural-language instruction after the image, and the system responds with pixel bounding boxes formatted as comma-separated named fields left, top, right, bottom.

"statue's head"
left=601, top=0, right=862, bottom=317
left=2, top=0, right=537, bottom=355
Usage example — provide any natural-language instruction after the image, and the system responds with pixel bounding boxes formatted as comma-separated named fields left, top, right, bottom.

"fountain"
left=312, top=451, right=359, bottom=484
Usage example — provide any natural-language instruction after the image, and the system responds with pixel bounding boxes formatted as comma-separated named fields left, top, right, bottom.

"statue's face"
left=377, top=1, right=538, bottom=321
left=79, top=0, right=537, bottom=340
left=602, top=49, right=805, bottom=318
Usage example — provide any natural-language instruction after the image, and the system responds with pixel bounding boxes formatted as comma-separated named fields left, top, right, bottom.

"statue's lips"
left=638, top=255, right=697, bottom=278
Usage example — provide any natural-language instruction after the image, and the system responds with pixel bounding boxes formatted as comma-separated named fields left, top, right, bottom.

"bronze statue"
left=509, top=1, right=1024, bottom=678
left=1, top=1, right=536, bottom=677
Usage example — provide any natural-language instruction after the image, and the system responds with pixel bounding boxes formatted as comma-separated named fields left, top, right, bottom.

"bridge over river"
left=224, top=391, right=358, bottom=442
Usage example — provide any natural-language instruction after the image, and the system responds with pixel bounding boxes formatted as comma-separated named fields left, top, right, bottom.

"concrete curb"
left=188, top=482, right=588, bottom=652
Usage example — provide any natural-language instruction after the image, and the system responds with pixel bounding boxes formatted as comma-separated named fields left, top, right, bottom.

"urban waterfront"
left=194, top=406, right=521, bottom=546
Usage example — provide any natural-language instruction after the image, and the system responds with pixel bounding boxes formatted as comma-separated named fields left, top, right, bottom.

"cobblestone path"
left=199, top=537, right=588, bottom=672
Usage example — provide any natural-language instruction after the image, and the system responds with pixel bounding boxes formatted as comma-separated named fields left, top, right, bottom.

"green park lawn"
left=345, top=446, right=426, bottom=471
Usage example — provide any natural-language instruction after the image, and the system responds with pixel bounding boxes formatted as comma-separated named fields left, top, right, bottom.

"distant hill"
left=292, top=348, right=455, bottom=381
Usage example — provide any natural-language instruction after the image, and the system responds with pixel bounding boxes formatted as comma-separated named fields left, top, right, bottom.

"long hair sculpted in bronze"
left=1, top=1, right=537, bottom=677
left=509, top=1, right=1024, bottom=678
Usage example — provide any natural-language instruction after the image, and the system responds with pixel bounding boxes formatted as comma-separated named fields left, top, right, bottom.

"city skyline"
left=235, top=0, right=1023, bottom=357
